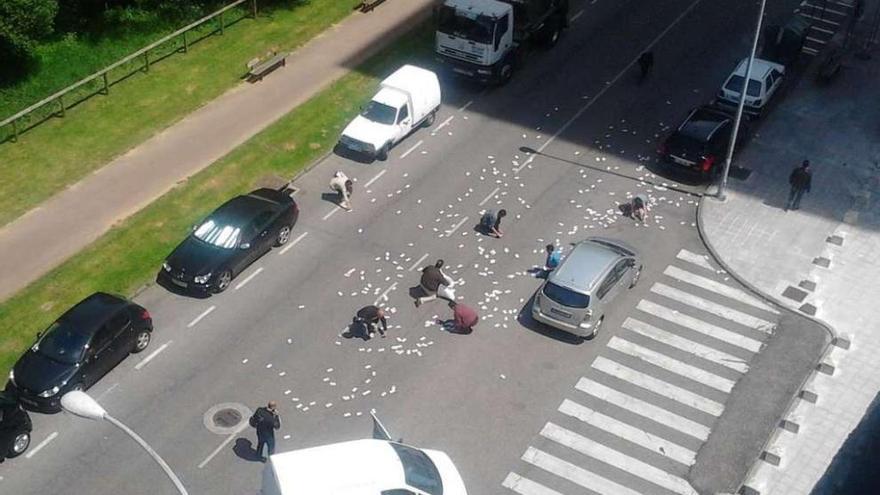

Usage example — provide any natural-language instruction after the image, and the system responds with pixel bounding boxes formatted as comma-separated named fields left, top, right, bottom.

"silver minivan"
left=531, top=237, right=642, bottom=339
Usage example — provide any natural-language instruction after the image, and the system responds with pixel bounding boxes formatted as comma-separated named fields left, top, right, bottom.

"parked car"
left=658, top=105, right=748, bottom=181
left=0, top=391, right=32, bottom=461
left=532, top=238, right=641, bottom=339
left=7, top=293, right=153, bottom=413
left=158, top=188, right=299, bottom=294
left=715, top=57, right=785, bottom=117
left=338, top=65, right=441, bottom=161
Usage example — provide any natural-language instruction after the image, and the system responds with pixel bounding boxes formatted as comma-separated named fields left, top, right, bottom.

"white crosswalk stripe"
left=502, top=473, right=565, bottom=495
left=521, top=447, right=643, bottom=495
left=637, top=300, right=763, bottom=352
left=663, top=265, right=779, bottom=314
left=622, top=317, right=749, bottom=373
left=651, top=283, right=775, bottom=331
left=675, top=248, right=716, bottom=272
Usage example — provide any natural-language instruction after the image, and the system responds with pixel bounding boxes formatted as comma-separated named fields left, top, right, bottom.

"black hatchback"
left=158, top=188, right=299, bottom=294
left=0, top=391, right=31, bottom=461
left=7, top=293, right=153, bottom=413
left=658, top=106, right=747, bottom=181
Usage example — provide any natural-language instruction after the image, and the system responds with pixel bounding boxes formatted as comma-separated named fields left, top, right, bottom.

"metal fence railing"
left=0, top=0, right=258, bottom=143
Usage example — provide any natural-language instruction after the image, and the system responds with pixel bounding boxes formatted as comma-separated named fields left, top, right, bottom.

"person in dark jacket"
left=638, top=51, right=654, bottom=80
left=355, top=305, right=388, bottom=339
left=786, top=160, right=812, bottom=211
left=251, top=401, right=281, bottom=461
left=447, top=301, right=479, bottom=334
left=415, top=259, right=450, bottom=307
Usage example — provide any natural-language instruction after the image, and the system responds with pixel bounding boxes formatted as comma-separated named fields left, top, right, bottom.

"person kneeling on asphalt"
left=545, top=244, right=562, bottom=274
left=480, top=209, right=507, bottom=238
left=355, top=305, right=387, bottom=339
left=447, top=301, right=479, bottom=334
left=415, top=259, right=453, bottom=307
left=329, top=171, right=353, bottom=211
left=631, top=194, right=649, bottom=223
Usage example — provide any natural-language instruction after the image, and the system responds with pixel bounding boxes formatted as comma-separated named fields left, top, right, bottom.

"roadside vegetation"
left=0, top=0, right=361, bottom=227
left=0, top=25, right=434, bottom=375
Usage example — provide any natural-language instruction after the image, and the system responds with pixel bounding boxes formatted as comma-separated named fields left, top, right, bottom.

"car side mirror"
left=240, top=242, right=251, bottom=250
left=627, top=259, right=636, bottom=267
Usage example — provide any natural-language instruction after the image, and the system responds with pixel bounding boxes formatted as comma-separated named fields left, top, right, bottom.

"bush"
left=0, top=0, right=58, bottom=64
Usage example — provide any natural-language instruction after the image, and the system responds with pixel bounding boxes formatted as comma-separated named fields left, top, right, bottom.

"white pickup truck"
left=338, top=65, right=441, bottom=161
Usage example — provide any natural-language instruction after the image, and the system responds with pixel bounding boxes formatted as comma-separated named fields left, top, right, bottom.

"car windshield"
left=437, top=5, right=495, bottom=44
left=193, top=219, right=241, bottom=249
left=724, top=75, right=762, bottom=97
left=391, top=443, right=443, bottom=495
left=361, top=100, right=398, bottom=125
left=543, top=282, right=590, bottom=308
left=35, top=321, right=89, bottom=365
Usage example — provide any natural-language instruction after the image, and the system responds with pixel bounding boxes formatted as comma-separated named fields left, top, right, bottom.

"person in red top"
left=448, top=301, right=479, bottom=334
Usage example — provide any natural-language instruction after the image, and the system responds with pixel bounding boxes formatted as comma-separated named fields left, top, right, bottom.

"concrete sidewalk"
left=0, top=0, right=435, bottom=302
left=699, top=43, right=880, bottom=494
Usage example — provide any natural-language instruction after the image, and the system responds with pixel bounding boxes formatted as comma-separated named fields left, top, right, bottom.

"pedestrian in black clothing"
left=250, top=401, right=281, bottom=462
left=638, top=51, right=654, bottom=80
left=490, top=209, right=507, bottom=238
left=786, top=160, right=812, bottom=211
left=415, top=259, right=453, bottom=307
left=355, top=305, right=388, bottom=339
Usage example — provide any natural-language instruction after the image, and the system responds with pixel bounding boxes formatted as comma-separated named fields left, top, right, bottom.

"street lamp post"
left=61, top=391, right=189, bottom=495
left=717, top=0, right=768, bottom=200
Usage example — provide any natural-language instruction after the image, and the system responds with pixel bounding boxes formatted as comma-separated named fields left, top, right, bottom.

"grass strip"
left=0, top=25, right=434, bottom=375
left=0, top=0, right=361, bottom=228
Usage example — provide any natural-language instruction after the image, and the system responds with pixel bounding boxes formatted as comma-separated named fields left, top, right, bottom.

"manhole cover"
left=203, top=402, right=251, bottom=435
left=213, top=408, right=242, bottom=428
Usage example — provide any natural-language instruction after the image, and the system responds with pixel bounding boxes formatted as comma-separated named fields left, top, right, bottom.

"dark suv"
left=7, top=293, right=153, bottom=413
left=658, top=106, right=747, bottom=181
left=0, top=391, right=31, bottom=461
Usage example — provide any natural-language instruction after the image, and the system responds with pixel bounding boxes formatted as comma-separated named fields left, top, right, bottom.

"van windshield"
left=390, top=443, right=443, bottom=495
left=361, top=100, right=397, bottom=125
left=437, top=5, right=494, bottom=44
left=543, top=282, right=590, bottom=309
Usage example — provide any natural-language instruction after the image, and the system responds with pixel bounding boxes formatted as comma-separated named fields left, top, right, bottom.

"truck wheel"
left=423, top=111, right=437, bottom=127
left=497, top=63, right=513, bottom=85
left=377, top=144, right=390, bottom=161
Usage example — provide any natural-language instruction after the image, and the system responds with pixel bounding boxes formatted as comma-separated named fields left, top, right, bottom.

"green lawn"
left=0, top=0, right=362, bottom=228
left=0, top=25, right=434, bottom=376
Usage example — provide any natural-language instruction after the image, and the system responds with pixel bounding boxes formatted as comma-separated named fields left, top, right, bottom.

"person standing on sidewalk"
left=786, top=160, right=812, bottom=211
left=330, top=171, right=353, bottom=211
left=250, top=401, right=281, bottom=461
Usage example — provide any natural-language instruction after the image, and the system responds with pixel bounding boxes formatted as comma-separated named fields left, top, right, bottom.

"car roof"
left=733, top=57, right=785, bottom=79
left=212, top=190, right=280, bottom=225
left=549, top=238, right=628, bottom=292
left=59, top=292, right=128, bottom=334
left=677, top=107, right=730, bottom=141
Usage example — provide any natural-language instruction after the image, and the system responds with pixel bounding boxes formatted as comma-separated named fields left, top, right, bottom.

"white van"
left=260, top=439, right=467, bottom=495
left=339, top=65, right=441, bottom=161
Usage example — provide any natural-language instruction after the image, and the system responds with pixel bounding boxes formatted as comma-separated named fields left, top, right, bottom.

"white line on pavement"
left=592, top=356, right=724, bottom=416
left=513, top=0, right=703, bottom=173
left=322, top=207, right=340, bottom=221
left=435, top=115, right=455, bottom=131
left=622, top=317, right=749, bottom=373
left=608, top=336, right=735, bottom=393
left=651, top=283, right=775, bottom=330
left=521, top=447, right=642, bottom=495
left=187, top=305, right=217, bottom=328
left=96, top=382, right=120, bottom=401
left=234, top=266, right=264, bottom=290
left=576, top=377, right=711, bottom=440
left=135, top=341, right=172, bottom=371
left=479, top=187, right=500, bottom=207
left=409, top=253, right=429, bottom=271
left=375, top=282, right=399, bottom=306
left=663, top=266, right=778, bottom=313
left=26, top=431, right=58, bottom=459
left=541, top=422, right=699, bottom=495
left=676, top=248, right=715, bottom=272
left=445, top=216, right=469, bottom=237
left=637, top=300, right=763, bottom=352
left=559, top=398, right=697, bottom=466
left=364, top=169, right=387, bottom=187
left=198, top=422, right=250, bottom=469
left=571, top=9, right=585, bottom=21
left=502, top=472, right=565, bottom=495
left=280, top=231, right=308, bottom=255
left=458, top=100, right=474, bottom=112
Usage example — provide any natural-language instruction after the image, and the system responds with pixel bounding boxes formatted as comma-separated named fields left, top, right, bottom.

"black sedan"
left=657, top=105, right=748, bottom=181
left=0, top=391, right=31, bottom=461
left=7, top=293, right=153, bottom=413
left=158, top=188, right=299, bottom=294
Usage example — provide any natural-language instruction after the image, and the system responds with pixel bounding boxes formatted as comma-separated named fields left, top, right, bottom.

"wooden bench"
left=357, top=0, right=387, bottom=12
left=246, top=52, right=288, bottom=82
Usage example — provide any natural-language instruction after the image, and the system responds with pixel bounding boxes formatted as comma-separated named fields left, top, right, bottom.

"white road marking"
left=435, top=115, right=455, bottom=131
left=135, top=341, right=172, bottom=370
left=559, top=398, right=697, bottom=466
left=280, top=231, right=308, bottom=255
left=96, top=382, right=120, bottom=401
left=637, top=300, right=762, bottom=352
left=374, top=282, right=399, bottom=305
left=513, top=0, right=704, bottom=173
left=409, top=253, right=430, bottom=271
left=521, top=447, right=642, bottom=495
left=676, top=248, right=715, bottom=271
left=592, top=356, right=724, bottom=416
left=608, top=337, right=735, bottom=393
left=25, top=431, right=58, bottom=459
left=198, top=422, right=250, bottom=469
left=542, top=422, right=699, bottom=495
left=322, top=207, right=340, bottom=220
left=187, top=305, right=216, bottom=328
left=399, top=140, right=424, bottom=160
left=651, top=283, right=775, bottom=330
left=623, top=317, right=749, bottom=373
left=663, top=266, right=778, bottom=313
left=479, top=187, right=500, bottom=206
left=445, top=216, right=469, bottom=237
left=234, top=266, right=264, bottom=290
left=502, top=472, right=564, bottom=495
left=458, top=100, right=474, bottom=112
left=571, top=9, right=585, bottom=21
left=799, top=13, right=841, bottom=25
left=364, top=169, right=387, bottom=188
left=576, top=377, right=711, bottom=440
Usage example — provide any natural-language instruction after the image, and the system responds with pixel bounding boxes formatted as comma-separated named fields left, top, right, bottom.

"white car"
left=716, top=57, right=785, bottom=117
left=260, top=439, right=468, bottom=495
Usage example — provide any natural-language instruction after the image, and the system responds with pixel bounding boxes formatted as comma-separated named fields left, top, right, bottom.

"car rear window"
left=724, top=75, right=761, bottom=97
left=543, top=282, right=590, bottom=309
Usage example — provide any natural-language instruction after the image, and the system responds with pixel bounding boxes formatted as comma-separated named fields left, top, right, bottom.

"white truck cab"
left=260, top=439, right=468, bottom=495
left=339, top=65, right=441, bottom=161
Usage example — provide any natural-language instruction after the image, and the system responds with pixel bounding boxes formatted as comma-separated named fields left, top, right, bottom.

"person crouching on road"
left=250, top=401, right=281, bottom=462
left=330, top=171, right=353, bottom=211
left=355, top=305, right=388, bottom=339
left=545, top=244, right=561, bottom=274
left=447, top=301, right=479, bottom=334
left=415, top=259, right=453, bottom=307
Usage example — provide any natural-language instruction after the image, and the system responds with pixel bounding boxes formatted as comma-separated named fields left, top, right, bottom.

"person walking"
left=355, top=305, right=388, bottom=339
left=329, top=171, right=353, bottom=211
left=250, top=401, right=281, bottom=462
left=786, top=160, right=812, bottom=211
left=544, top=244, right=562, bottom=274
left=446, top=301, right=479, bottom=334
left=415, top=259, right=452, bottom=307
left=637, top=51, right=654, bottom=80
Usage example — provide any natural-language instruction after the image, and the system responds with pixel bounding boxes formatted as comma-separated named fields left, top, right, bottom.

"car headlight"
left=194, top=273, right=211, bottom=284
left=38, top=385, right=61, bottom=398
left=162, top=261, right=172, bottom=272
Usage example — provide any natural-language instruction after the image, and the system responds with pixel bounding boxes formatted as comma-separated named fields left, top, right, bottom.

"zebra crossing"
left=503, top=248, right=780, bottom=495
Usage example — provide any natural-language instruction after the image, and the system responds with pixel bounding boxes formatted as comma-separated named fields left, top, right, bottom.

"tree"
left=0, top=0, right=58, bottom=64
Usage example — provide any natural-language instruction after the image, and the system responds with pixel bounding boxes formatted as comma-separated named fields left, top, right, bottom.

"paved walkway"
left=700, top=43, right=880, bottom=494
left=0, top=0, right=435, bottom=302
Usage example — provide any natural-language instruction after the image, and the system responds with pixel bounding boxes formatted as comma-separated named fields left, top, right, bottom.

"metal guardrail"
left=0, top=0, right=258, bottom=142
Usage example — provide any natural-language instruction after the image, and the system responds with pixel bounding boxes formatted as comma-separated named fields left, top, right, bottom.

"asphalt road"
left=0, top=0, right=826, bottom=493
